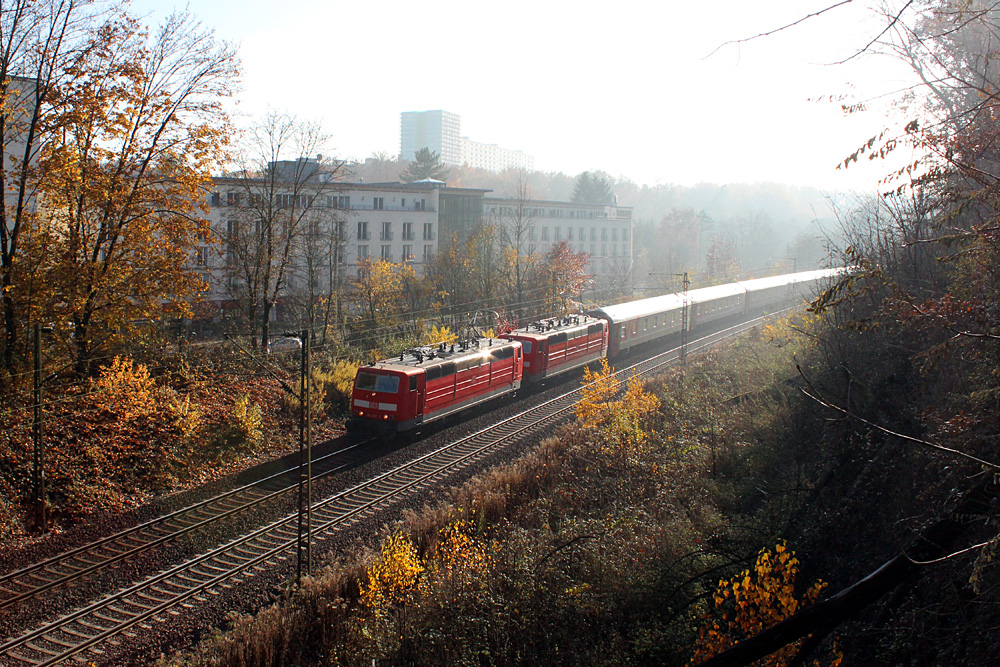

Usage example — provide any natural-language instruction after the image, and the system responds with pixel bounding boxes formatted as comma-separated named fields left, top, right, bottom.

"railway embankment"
left=156, top=315, right=861, bottom=666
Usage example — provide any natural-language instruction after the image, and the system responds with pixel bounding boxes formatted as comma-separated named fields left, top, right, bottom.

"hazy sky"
left=132, top=0, right=918, bottom=191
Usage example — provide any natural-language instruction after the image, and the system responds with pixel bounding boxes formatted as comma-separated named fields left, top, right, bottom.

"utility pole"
left=676, top=272, right=690, bottom=365
left=296, top=329, right=312, bottom=585
left=32, top=324, right=46, bottom=532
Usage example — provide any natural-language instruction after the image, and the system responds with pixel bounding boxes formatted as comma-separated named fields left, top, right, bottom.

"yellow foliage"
left=575, top=360, right=661, bottom=461
left=576, top=358, right=620, bottom=429
left=427, top=325, right=458, bottom=345
left=690, top=542, right=838, bottom=667
left=430, top=518, right=494, bottom=585
left=361, top=532, right=424, bottom=616
left=90, top=356, right=156, bottom=419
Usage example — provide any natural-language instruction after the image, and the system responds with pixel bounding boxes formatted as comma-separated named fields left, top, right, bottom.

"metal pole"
left=32, top=324, right=46, bottom=532
left=303, top=329, right=312, bottom=576
left=679, top=272, right=689, bottom=365
left=296, top=332, right=306, bottom=585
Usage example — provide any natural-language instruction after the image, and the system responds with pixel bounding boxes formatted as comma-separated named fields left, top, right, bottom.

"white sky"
left=131, top=0, right=919, bottom=191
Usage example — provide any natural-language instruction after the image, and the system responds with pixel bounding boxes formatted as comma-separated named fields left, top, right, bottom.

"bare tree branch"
left=705, top=0, right=854, bottom=59
left=796, top=366, right=1000, bottom=471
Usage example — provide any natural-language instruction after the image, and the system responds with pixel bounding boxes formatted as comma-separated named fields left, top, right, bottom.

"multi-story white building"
left=400, top=110, right=462, bottom=166
left=461, top=137, right=534, bottom=172
left=400, top=110, right=535, bottom=173
left=482, top=197, right=633, bottom=282
left=197, top=171, right=489, bottom=307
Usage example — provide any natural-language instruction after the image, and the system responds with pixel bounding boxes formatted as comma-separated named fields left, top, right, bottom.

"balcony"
left=422, top=231, right=436, bottom=241
left=380, top=231, right=394, bottom=241
left=358, top=231, right=371, bottom=241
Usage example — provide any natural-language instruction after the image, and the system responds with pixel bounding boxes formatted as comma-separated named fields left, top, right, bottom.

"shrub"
left=90, top=356, right=156, bottom=419
left=208, top=393, right=263, bottom=455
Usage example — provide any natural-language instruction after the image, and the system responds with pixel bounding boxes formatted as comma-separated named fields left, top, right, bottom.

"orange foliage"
left=690, top=542, right=840, bottom=667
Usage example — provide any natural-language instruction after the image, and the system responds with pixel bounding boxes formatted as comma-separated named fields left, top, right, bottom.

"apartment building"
left=400, top=110, right=535, bottom=173
left=482, top=197, right=633, bottom=281
left=197, top=170, right=489, bottom=309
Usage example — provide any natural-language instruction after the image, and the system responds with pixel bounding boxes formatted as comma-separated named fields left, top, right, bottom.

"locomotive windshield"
left=356, top=372, right=400, bottom=393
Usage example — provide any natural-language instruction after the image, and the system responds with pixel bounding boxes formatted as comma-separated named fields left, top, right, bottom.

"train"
left=348, top=268, right=845, bottom=433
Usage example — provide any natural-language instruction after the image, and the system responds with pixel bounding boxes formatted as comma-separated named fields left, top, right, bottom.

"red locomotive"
left=349, top=336, right=523, bottom=433
left=500, top=315, right=608, bottom=383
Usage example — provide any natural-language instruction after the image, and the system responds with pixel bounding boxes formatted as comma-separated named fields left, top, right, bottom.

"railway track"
left=0, top=438, right=373, bottom=616
left=0, top=312, right=780, bottom=666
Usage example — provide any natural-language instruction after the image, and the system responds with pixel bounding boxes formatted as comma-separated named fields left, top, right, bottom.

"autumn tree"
left=540, top=239, right=590, bottom=313
left=219, top=113, right=343, bottom=348
left=0, top=0, right=105, bottom=376
left=352, top=257, right=412, bottom=329
left=494, top=170, right=540, bottom=321
left=37, top=8, right=239, bottom=372
left=401, top=147, right=448, bottom=183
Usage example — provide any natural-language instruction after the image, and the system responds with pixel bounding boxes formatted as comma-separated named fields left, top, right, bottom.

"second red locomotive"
left=350, top=337, right=523, bottom=432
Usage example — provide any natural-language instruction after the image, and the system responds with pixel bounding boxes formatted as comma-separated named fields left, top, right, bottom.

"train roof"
left=501, top=314, right=603, bottom=341
left=588, top=268, right=847, bottom=323
left=361, top=336, right=522, bottom=374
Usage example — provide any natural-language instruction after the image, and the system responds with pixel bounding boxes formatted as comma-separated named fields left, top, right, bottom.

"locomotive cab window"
left=357, top=372, right=400, bottom=393
left=521, top=340, right=533, bottom=354
left=409, top=376, right=418, bottom=391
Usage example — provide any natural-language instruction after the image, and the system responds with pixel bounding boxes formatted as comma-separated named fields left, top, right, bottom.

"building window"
left=373, top=197, right=384, bottom=210
left=416, top=198, right=426, bottom=211
left=226, top=191, right=240, bottom=206
left=601, top=228, right=608, bottom=242
left=591, top=243, right=596, bottom=255
left=622, top=228, right=630, bottom=243
left=612, top=228, right=618, bottom=242
left=541, top=227, right=549, bottom=241
left=381, top=244, right=392, bottom=260
left=357, top=221, right=369, bottom=240
left=423, top=245, right=433, bottom=261
left=590, top=228, right=596, bottom=241
left=195, top=247, right=209, bottom=266
left=402, top=222, right=414, bottom=240
left=568, top=227, right=574, bottom=241
left=602, top=243, right=607, bottom=256
left=357, top=245, right=369, bottom=258
left=381, top=221, right=392, bottom=240
left=402, top=245, right=413, bottom=262
left=423, top=222, right=434, bottom=240
left=555, top=226, right=561, bottom=241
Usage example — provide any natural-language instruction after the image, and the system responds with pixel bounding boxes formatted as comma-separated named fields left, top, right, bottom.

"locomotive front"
left=350, top=364, right=420, bottom=429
